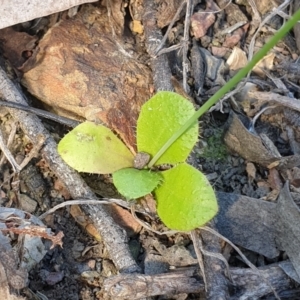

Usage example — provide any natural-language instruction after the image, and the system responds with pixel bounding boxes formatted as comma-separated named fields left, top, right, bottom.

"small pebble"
left=19, top=194, right=37, bottom=213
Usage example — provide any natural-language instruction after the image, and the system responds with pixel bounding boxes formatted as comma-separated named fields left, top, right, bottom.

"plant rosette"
left=58, top=91, right=218, bottom=231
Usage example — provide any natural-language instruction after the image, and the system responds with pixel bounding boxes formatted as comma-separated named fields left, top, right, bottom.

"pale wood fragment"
left=1, top=0, right=97, bottom=29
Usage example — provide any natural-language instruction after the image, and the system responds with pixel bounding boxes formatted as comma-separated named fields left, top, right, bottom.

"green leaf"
left=58, top=121, right=134, bottom=174
left=137, top=91, right=198, bottom=166
left=154, top=163, right=218, bottom=231
left=113, top=168, right=163, bottom=199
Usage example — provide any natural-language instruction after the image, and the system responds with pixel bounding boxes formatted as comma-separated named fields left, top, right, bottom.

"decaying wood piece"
left=247, top=90, right=300, bottom=114
left=103, top=267, right=203, bottom=299
left=293, top=0, right=300, bottom=52
left=22, top=4, right=153, bottom=152
left=200, top=223, right=230, bottom=299
left=143, top=0, right=173, bottom=91
left=0, top=67, right=140, bottom=273
left=230, top=264, right=295, bottom=299
left=103, top=262, right=295, bottom=299
left=223, top=111, right=281, bottom=167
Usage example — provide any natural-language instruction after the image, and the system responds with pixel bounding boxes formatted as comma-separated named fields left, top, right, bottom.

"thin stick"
left=156, top=42, right=183, bottom=57
left=0, top=129, right=20, bottom=172
left=154, top=1, right=187, bottom=55
left=198, top=240, right=231, bottom=280
left=0, top=99, right=80, bottom=127
left=19, top=134, right=46, bottom=170
left=192, top=0, right=232, bottom=15
left=130, top=204, right=178, bottom=236
left=251, top=105, right=278, bottom=131
left=248, top=0, right=261, bottom=34
left=182, top=0, right=193, bottom=92
left=190, top=230, right=207, bottom=291
left=39, top=198, right=135, bottom=220
left=0, top=121, right=17, bottom=167
left=106, top=0, right=133, bottom=58
left=248, top=0, right=291, bottom=61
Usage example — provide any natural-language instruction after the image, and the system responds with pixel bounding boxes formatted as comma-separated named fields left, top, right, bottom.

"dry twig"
left=0, top=129, right=20, bottom=173
left=0, top=67, right=140, bottom=273
left=143, top=0, right=173, bottom=91
left=182, top=0, right=194, bottom=92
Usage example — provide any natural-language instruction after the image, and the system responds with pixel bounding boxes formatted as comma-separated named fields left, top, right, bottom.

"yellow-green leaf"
left=58, top=121, right=134, bottom=174
left=113, top=168, right=162, bottom=199
left=155, top=163, right=218, bottom=231
left=137, top=91, right=198, bottom=166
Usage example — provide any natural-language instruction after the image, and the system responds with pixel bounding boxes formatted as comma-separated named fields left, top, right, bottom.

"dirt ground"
left=1, top=0, right=300, bottom=299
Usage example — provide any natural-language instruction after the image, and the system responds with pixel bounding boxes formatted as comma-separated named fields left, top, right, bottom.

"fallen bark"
left=21, top=4, right=152, bottom=153
left=0, top=67, right=140, bottom=273
left=201, top=222, right=230, bottom=299
left=103, top=262, right=295, bottom=299
left=143, top=0, right=173, bottom=91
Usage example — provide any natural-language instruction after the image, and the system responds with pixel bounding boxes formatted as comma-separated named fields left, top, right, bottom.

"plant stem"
left=148, top=9, right=300, bottom=168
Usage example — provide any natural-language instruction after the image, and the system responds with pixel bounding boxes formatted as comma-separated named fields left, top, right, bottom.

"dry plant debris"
left=21, top=4, right=153, bottom=152
left=0, top=0, right=300, bottom=299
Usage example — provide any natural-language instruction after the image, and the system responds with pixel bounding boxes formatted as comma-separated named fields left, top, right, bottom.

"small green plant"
left=58, top=91, right=218, bottom=231
left=58, top=9, right=300, bottom=232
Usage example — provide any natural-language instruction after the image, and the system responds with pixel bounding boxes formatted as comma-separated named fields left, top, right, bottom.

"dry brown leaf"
left=22, top=4, right=153, bottom=152
left=70, top=205, right=102, bottom=241
left=224, top=112, right=281, bottom=167
left=0, top=28, right=38, bottom=71
left=107, top=203, right=142, bottom=237
left=226, top=47, right=248, bottom=71
left=253, top=53, right=275, bottom=77
left=288, top=167, right=300, bottom=188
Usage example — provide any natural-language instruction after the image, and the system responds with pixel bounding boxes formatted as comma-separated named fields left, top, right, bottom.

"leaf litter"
left=0, top=0, right=300, bottom=299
